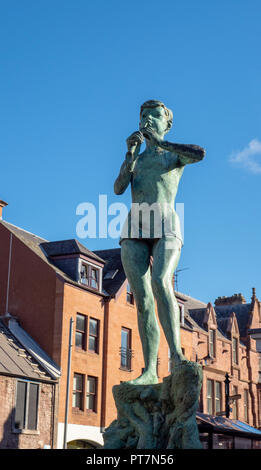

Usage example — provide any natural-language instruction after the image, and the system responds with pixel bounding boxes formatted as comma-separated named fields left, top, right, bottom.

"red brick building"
left=0, top=201, right=260, bottom=448
left=0, top=320, right=58, bottom=449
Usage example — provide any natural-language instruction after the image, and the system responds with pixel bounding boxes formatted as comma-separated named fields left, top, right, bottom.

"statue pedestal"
left=103, top=360, right=203, bottom=449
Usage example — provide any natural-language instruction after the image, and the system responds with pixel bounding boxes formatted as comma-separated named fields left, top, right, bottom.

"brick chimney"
left=214, top=293, right=246, bottom=306
left=0, top=200, right=8, bottom=220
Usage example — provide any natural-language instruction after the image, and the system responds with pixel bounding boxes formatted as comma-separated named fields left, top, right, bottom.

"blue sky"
left=1, top=0, right=261, bottom=303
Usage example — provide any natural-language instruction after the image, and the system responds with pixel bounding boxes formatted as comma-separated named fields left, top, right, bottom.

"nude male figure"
left=114, top=100, right=205, bottom=385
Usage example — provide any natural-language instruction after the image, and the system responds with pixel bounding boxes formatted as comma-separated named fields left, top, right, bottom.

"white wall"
left=57, top=422, right=104, bottom=449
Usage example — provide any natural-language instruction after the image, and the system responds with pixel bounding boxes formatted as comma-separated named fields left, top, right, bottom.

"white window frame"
left=79, top=260, right=102, bottom=292
left=13, top=379, right=40, bottom=432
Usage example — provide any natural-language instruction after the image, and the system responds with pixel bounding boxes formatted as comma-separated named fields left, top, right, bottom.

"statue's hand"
left=126, top=131, right=144, bottom=152
left=140, top=126, right=162, bottom=147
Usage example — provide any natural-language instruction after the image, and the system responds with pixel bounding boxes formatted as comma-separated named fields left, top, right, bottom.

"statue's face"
left=139, top=105, right=169, bottom=138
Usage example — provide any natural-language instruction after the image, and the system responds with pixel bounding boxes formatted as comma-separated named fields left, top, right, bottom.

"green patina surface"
left=114, top=99, right=206, bottom=385
left=106, top=100, right=205, bottom=449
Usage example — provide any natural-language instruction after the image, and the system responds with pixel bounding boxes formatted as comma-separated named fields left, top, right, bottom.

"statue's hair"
left=140, top=100, right=173, bottom=130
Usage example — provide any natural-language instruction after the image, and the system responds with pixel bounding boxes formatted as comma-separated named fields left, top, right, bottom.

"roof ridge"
left=93, top=248, right=121, bottom=253
left=215, top=303, right=251, bottom=308
left=0, top=220, right=48, bottom=242
left=175, top=291, right=207, bottom=305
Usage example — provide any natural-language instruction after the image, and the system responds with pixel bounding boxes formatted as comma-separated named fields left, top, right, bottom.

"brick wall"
left=58, top=283, right=105, bottom=428
left=0, top=376, right=56, bottom=449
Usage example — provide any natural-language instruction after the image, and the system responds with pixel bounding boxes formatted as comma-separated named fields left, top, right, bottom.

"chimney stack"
left=0, top=200, right=8, bottom=220
left=251, top=287, right=256, bottom=303
left=214, top=293, right=246, bottom=306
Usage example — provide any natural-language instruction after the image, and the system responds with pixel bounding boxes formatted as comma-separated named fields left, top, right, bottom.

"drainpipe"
left=100, top=297, right=110, bottom=433
left=63, top=317, right=74, bottom=449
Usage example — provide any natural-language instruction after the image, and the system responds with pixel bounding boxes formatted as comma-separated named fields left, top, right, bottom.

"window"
left=86, top=376, right=97, bottom=412
left=209, top=329, right=215, bottom=357
left=14, top=380, right=39, bottom=430
left=207, top=379, right=222, bottom=416
left=232, top=385, right=238, bottom=419
left=215, top=382, right=222, bottom=415
left=126, top=283, right=134, bottom=305
left=75, top=314, right=87, bottom=349
left=232, top=337, right=238, bottom=364
left=88, top=318, right=99, bottom=353
left=75, top=315, right=100, bottom=354
left=80, top=263, right=99, bottom=290
left=207, top=379, right=214, bottom=414
left=72, top=373, right=84, bottom=409
left=244, top=390, right=249, bottom=423
left=168, top=348, right=171, bottom=372
left=179, top=304, right=184, bottom=325
left=156, top=357, right=160, bottom=377
left=90, top=267, right=99, bottom=289
left=120, top=327, right=132, bottom=370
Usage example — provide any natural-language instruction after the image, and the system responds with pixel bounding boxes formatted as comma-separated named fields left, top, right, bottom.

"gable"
left=248, top=300, right=261, bottom=330
left=204, top=303, right=217, bottom=328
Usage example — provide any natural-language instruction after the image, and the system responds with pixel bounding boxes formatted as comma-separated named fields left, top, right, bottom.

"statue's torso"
left=120, top=150, right=184, bottom=243
left=131, top=150, right=184, bottom=205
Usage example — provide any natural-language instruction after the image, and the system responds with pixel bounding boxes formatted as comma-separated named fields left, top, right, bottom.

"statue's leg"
left=121, top=239, right=160, bottom=385
left=151, top=237, right=185, bottom=368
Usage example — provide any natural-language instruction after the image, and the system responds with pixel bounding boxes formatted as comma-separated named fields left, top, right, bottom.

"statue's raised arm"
left=114, top=131, right=144, bottom=195
left=140, top=126, right=206, bottom=167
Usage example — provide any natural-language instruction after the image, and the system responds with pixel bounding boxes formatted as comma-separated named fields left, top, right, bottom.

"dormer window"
left=178, top=303, right=185, bottom=325
left=209, top=329, right=216, bottom=358
left=126, top=283, right=134, bottom=305
left=232, top=337, right=239, bottom=364
left=80, top=263, right=99, bottom=290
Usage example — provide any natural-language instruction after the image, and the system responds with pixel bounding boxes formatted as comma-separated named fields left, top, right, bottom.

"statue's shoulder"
left=163, top=151, right=184, bottom=171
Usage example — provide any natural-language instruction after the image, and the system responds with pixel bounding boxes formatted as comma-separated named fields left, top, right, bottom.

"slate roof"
left=216, top=316, right=231, bottom=338
left=0, top=220, right=74, bottom=283
left=175, top=294, right=231, bottom=340
left=8, top=319, right=60, bottom=379
left=0, top=320, right=55, bottom=381
left=175, top=292, right=207, bottom=314
left=0, top=221, right=106, bottom=295
left=93, top=248, right=126, bottom=296
left=215, top=304, right=252, bottom=338
left=41, top=239, right=105, bottom=263
left=187, top=308, right=208, bottom=331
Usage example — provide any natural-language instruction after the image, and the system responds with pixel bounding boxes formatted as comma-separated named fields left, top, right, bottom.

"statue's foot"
left=170, top=353, right=189, bottom=372
left=123, top=370, right=158, bottom=386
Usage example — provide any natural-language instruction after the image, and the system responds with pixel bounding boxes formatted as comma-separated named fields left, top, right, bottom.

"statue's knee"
left=151, top=276, right=166, bottom=295
left=135, top=291, right=154, bottom=313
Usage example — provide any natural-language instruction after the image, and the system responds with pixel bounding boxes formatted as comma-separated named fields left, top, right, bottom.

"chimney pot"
left=0, top=200, right=8, bottom=220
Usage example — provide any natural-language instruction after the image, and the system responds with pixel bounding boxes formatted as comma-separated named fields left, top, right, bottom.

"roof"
left=8, top=319, right=60, bottom=379
left=0, top=320, right=57, bottom=381
left=188, top=308, right=208, bottom=331
left=215, top=303, right=252, bottom=338
left=41, top=239, right=105, bottom=264
left=0, top=220, right=106, bottom=295
left=197, top=412, right=261, bottom=439
left=93, top=248, right=126, bottom=296
left=216, top=316, right=231, bottom=338
left=0, top=220, right=73, bottom=283
left=175, top=291, right=207, bottom=313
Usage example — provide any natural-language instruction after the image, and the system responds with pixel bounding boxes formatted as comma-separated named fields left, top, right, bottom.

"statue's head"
left=139, top=100, right=173, bottom=137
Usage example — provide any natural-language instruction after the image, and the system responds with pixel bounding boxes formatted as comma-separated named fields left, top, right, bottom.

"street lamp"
left=224, top=373, right=231, bottom=418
